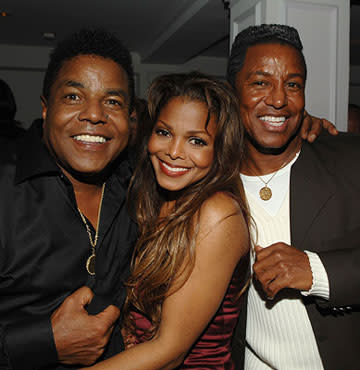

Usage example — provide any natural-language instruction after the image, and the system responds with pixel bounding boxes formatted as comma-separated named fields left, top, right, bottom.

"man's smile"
left=259, top=116, right=287, bottom=127
left=73, top=134, right=109, bottom=144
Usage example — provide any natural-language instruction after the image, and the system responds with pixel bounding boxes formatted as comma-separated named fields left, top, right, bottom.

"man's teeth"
left=162, top=161, right=189, bottom=172
left=259, top=116, right=286, bottom=126
left=73, top=135, right=107, bottom=143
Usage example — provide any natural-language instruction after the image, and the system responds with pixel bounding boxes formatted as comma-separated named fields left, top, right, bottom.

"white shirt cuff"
left=301, top=250, right=330, bottom=300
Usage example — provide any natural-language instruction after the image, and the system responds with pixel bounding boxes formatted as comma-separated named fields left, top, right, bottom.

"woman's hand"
left=301, top=111, right=338, bottom=142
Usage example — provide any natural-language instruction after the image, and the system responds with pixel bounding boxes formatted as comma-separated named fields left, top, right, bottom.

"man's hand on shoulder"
left=51, top=286, right=120, bottom=366
left=253, top=243, right=313, bottom=299
left=301, top=111, right=338, bottom=143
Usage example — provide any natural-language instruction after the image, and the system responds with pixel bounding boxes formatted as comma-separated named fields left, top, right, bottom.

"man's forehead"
left=246, top=42, right=300, bottom=60
left=58, top=54, right=126, bottom=76
left=242, top=43, right=305, bottom=74
left=50, top=55, right=129, bottom=93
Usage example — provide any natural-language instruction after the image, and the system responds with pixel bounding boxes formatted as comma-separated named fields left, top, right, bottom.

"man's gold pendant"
left=259, top=186, right=272, bottom=201
left=86, top=254, right=96, bottom=275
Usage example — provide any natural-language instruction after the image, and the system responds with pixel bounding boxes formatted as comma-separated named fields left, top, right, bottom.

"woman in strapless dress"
left=84, top=72, right=250, bottom=370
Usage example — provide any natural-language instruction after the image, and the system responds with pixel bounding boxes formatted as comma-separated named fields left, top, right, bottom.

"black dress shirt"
left=0, top=121, right=137, bottom=370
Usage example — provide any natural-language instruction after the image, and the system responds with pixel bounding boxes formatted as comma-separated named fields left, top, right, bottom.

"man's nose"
left=78, top=100, right=107, bottom=124
left=265, top=83, right=287, bottom=109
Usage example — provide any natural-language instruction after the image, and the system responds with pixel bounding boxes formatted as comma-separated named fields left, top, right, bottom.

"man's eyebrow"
left=287, top=72, right=305, bottom=79
left=64, top=80, right=84, bottom=88
left=252, top=71, right=272, bottom=77
left=106, top=89, right=129, bottom=100
left=62, top=82, right=129, bottom=99
left=247, top=71, right=305, bottom=79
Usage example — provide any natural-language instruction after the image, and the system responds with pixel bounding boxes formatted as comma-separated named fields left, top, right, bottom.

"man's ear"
left=40, top=96, right=48, bottom=123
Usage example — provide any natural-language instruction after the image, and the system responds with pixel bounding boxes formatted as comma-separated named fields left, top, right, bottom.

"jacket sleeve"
left=291, top=136, right=360, bottom=311
left=316, top=226, right=360, bottom=308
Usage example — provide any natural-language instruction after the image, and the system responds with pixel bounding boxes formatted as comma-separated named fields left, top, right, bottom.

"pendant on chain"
left=259, top=186, right=272, bottom=201
left=86, top=254, right=96, bottom=275
left=78, top=182, right=106, bottom=276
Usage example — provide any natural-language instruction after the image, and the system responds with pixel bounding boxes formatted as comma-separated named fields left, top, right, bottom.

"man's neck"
left=241, top=137, right=302, bottom=176
left=61, top=167, right=106, bottom=228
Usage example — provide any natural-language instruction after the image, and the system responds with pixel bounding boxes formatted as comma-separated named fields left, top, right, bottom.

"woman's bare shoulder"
left=200, top=191, right=244, bottom=224
left=196, top=192, right=249, bottom=258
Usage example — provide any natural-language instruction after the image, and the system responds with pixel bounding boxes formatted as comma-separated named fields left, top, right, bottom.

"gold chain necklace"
left=251, top=150, right=299, bottom=201
left=257, top=169, right=281, bottom=201
left=256, top=158, right=292, bottom=201
left=78, top=183, right=106, bottom=275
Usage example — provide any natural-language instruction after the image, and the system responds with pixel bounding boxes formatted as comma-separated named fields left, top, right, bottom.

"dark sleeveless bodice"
left=130, top=263, right=246, bottom=369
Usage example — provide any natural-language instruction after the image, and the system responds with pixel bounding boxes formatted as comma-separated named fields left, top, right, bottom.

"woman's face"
left=148, top=97, right=217, bottom=192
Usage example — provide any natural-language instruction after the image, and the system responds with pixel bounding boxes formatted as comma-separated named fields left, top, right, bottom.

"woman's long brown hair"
left=123, top=72, right=249, bottom=338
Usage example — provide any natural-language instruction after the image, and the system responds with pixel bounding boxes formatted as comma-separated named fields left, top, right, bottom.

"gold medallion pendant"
left=259, top=186, right=272, bottom=201
left=86, top=254, right=96, bottom=275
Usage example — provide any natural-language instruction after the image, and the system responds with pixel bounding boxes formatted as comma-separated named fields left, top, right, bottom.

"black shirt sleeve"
left=4, top=316, right=57, bottom=370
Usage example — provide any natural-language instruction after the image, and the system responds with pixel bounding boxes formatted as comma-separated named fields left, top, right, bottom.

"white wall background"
left=287, top=4, right=337, bottom=124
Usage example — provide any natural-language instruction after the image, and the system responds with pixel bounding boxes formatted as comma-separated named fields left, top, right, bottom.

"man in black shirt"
left=0, top=29, right=137, bottom=370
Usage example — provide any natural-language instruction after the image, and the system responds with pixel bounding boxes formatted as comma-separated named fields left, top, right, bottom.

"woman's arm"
left=86, top=192, right=249, bottom=370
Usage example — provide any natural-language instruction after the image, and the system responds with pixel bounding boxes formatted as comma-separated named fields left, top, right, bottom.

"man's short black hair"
left=227, top=24, right=307, bottom=88
left=43, top=28, right=135, bottom=111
